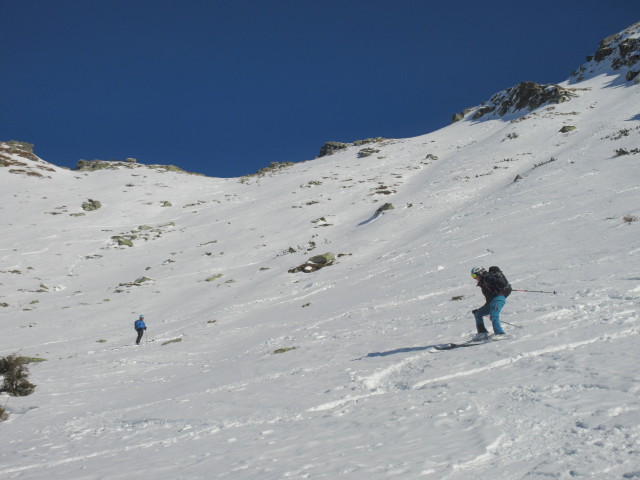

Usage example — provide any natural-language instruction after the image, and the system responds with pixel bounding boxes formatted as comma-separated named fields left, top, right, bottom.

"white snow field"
left=1, top=23, right=639, bottom=480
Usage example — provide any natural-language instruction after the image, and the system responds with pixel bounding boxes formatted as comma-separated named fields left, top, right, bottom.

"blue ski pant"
left=474, top=296, right=506, bottom=335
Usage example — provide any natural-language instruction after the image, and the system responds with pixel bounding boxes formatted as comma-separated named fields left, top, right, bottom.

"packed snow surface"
left=2, top=54, right=640, bottom=479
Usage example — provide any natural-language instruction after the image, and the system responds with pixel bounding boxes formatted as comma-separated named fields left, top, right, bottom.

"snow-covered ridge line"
left=1, top=21, right=639, bottom=480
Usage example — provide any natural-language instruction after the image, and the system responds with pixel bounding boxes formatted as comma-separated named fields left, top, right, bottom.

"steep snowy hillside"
left=1, top=23, right=639, bottom=480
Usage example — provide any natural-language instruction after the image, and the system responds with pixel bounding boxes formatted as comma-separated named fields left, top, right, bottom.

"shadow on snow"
left=363, top=345, right=437, bottom=358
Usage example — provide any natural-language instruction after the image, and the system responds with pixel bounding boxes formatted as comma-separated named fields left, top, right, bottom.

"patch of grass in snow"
left=274, top=347, right=296, bottom=354
left=16, top=356, right=47, bottom=364
left=533, top=157, right=557, bottom=168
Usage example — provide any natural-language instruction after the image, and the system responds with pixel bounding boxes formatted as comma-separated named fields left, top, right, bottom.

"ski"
left=434, top=335, right=494, bottom=350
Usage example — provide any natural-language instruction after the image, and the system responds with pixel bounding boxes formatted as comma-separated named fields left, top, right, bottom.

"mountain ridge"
left=5, top=23, right=639, bottom=178
left=1, top=22, right=639, bottom=480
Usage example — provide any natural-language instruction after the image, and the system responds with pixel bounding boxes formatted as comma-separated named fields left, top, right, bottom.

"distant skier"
left=470, top=266, right=511, bottom=341
left=134, top=314, right=147, bottom=345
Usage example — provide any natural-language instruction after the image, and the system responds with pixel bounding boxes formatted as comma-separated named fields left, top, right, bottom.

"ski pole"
left=502, top=320, right=522, bottom=329
left=513, top=289, right=557, bottom=295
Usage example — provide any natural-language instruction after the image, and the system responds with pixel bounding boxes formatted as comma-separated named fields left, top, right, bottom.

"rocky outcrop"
left=75, top=158, right=203, bottom=176
left=317, top=142, right=350, bottom=158
left=317, top=137, right=386, bottom=158
left=453, top=23, right=640, bottom=123
left=76, top=159, right=128, bottom=171
left=0, top=141, right=57, bottom=177
left=451, top=82, right=577, bottom=122
left=0, top=141, right=38, bottom=162
left=451, top=108, right=473, bottom=123
left=357, top=147, right=380, bottom=158
left=572, top=22, right=640, bottom=82
left=374, top=203, right=395, bottom=217
left=351, top=137, right=385, bottom=147
left=592, top=32, right=640, bottom=69
left=251, top=161, right=295, bottom=177
left=288, top=252, right=336, bottom=273
left=469, top=82, right=577, bottom=121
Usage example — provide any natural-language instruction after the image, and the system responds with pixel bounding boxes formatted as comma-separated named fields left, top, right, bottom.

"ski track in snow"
left=412, top=326, right=640, bottom=390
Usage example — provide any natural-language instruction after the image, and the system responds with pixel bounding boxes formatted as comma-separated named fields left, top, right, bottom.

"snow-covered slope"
left=1, top=24, right=639, bottom=480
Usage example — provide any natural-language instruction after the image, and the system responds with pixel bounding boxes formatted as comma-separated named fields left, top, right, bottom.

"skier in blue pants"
left=470, top=267, right=511, bottom=341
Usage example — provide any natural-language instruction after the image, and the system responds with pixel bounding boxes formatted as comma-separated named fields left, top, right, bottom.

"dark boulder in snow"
left=288, top=252, right=336, bottom=273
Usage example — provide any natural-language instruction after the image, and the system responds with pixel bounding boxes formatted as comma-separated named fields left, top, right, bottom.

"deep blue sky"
left=2, top=1, right=638, bottom=178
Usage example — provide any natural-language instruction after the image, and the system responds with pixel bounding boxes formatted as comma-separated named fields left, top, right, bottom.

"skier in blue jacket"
left=470, top=267, right=511, bottom=341
left=134, top=315, right=147, bottom=345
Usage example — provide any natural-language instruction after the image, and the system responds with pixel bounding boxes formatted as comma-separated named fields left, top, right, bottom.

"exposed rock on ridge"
left=572, top=22, right=640, bottom=82
left=471, top=82, right=577, bottom=121
left=317, top=141, right=350, bottom=158
left=452, top=22, right=640, bottom=124
left=591, top=24, right=639, bottom=68
left=0, top=141, right=56, bottom=178
left=317, top=137, right=386, bottom=158
left=75, top=158, right=204, bottom=176
left=452, top=81, right=578, bottom=123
